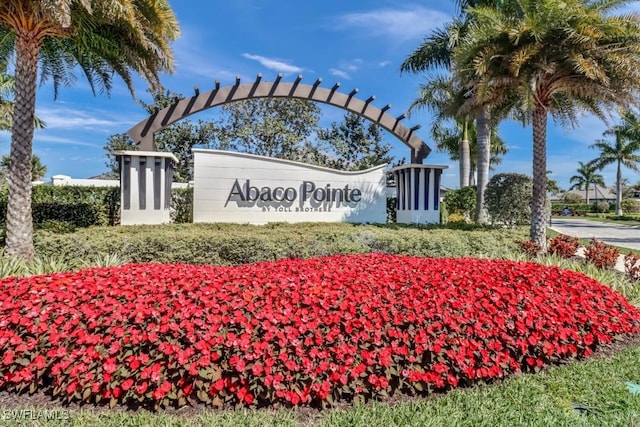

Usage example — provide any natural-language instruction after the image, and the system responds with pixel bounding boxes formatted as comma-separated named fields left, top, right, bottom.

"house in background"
left=549, top=185, right=616, bottom=204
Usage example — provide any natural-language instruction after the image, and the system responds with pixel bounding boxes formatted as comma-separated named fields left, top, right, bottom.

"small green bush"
left=622, top=198, right=640, bottom=214
left=485, top=173, right=532, bottom=227
left=171, top=187, right=193, bottom=223
left=595, top=201, right=610, bottom=213
left=443, top=186, right=476, bottom=219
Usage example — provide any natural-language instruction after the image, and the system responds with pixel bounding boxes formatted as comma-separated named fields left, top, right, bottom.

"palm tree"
left=402, top=1, right=513, bottom=224
left=590, top=111, right=640, bottom=215
left=430, top=115, right=507, bottom=185
left=407, top=74, right=472, bottom=188
left=569, top=161, right=605, bottom=205
left=455, top=0, right=640, bottom=251
left=0, top=1, right=180, bottom=259
left=0, top=155, right=47, bottom=181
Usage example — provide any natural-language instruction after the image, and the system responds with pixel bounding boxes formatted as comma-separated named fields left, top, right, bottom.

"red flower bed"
left=0, top=254, right=639, bottom=409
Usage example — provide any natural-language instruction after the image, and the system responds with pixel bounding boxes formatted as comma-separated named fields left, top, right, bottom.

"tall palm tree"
left=590, top=111, right=640, bottom=215
left=407, top=74, right=472, bottom=188
left=455, top=0, right=640, bottom=251
left=401, top=1, right=510, bottom=224
left=430, top=115, right=507, bottom=185
left=569, top=161, right=605, bottom=205
left=0, top=1, right=180, bottom=259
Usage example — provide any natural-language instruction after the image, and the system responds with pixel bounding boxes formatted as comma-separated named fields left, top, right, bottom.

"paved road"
left=549, top=218, right=640, bottom=250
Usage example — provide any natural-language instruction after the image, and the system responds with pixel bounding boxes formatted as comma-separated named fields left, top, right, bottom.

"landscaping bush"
left=32, top=223, right=529, bottom=265
left=171, top=187, right=193, bottom=224
left=0, top=254, right=638, bottom=409
left=484, top=173, right=532, bottom=227
left=548, top=235, right=580, bottom=259
left=0, top=185, right=119, bottom=227
left=518, top=240, right=541, bottom=257
left=625, top=253, right=640, bottom=282
left=443, top=187, right=476, bottom=220
left=622, top=198, right=640, bottom=214
left=595, top=201, right=610, bottom=213
left=584, top=239, right=620, bottom=270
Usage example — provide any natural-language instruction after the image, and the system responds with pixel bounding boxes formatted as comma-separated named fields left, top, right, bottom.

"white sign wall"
left=193, top=150, right=387, bottom=224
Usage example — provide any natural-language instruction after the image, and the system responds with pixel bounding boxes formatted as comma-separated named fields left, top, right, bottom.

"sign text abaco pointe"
left=193, top=150, right=387, bottom=223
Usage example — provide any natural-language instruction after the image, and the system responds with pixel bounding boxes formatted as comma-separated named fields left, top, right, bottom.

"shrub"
left=595, top=201, right=610, bottom=213
left=447, top=212, right=466, bottom=223
left=518, top=240, right=541, bottom=257
left=0, top=254, right=638, bottom=409
left=584, top=239, right=620, bottom=270
left=484, top=173, right=532, bottom=227
left=171, top=187, right=193, bottom=224
left=443, top=186, right=476, bottom=219
left=37, top=220, right=77, bottom=234
left=548, top=235, right=580, bottom=259
left=0, top=185, right=119, bottom=227
left=33, top=223, right=529, bottom=265
left=625, top=253, right=640, bottom=282
left=621, top=199, right=640, bottom=214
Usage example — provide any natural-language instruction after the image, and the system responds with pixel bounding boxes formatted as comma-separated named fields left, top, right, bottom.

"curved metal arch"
left=127, top=74, right=431, bottom=163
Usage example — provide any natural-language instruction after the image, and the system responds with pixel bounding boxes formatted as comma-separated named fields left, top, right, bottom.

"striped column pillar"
left=392, top=164, right=448, bottom=224
left=113, top=151, right=178, bottom=225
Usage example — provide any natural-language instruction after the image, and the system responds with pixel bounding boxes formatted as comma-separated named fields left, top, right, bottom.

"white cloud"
left=328, top=59, right=363, bottom=80
left=36, top=107, right=136, bottom=132
left=329, top=68, right=351, bottom=80
left=34, top=135, right=103, bottom=148
left=338, top=6, right=450, bottom=42
left=378, top=60, right=392, bottom=68
left=242, top=53, right=304, bottom=74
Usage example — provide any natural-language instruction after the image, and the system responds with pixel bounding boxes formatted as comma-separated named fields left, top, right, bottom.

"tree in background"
left=0, top=1, right=179, bottom=259
left=569, top=161, right=605, bottom=205
left=315, top=113, right=394, bottom=171
left=546, top=171, right=563, bottom=196
left=590, top=111, right=640, bottom=215
left=455, top=0, right=640, bottom=251
left=215, top=98, right=321, bottom=161
left=0, top=67, right=45, bottom=131
left=0, top=154, right=46, bottom=182
left=104, top=90, right=217, bottom=182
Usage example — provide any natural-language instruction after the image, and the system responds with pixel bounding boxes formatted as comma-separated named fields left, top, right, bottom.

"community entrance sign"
left=192, top=150, right=387, bottom=224
left=118, top=74, right=448, bottom=226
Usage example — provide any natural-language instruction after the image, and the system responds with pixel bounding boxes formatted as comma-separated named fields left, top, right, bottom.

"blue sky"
left=1, top=0, right=639, bottom=190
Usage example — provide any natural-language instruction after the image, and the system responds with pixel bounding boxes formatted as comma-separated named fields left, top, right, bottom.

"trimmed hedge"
left=33, top=223, right=529, bottom=265
left=0, top=185, right=120, bottom=227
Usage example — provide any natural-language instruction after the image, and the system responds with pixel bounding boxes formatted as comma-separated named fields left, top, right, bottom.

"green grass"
left=582, top=215, right=640, bottom=227
left=2, top=343, right=640, bottom=426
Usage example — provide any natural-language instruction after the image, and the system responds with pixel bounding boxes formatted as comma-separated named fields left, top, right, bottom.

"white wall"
left=193, top=150, right=387, bottom=224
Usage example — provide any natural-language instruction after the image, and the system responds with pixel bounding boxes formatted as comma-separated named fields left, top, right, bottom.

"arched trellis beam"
left=127, top=74, right=432, bottom=163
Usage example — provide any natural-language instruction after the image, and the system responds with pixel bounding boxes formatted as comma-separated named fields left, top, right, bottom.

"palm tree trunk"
left=531, top=105, right=548, bottom=252
left=585, top=184, right=590, bottom=205
left=474, top=106, right=490, bottom=224
left=4, top=32, right=41, bottom=259
left=460, top=119, right=470, bottom=188
left=616, top=160, right=623, bottom=215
